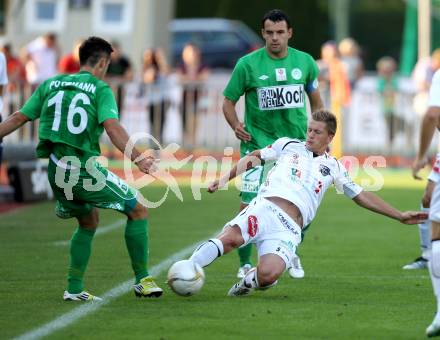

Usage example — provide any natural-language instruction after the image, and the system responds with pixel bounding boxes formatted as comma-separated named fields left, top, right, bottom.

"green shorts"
left=48, top=156, right=138, bottom=219
left=240, top=149, right=274, bottom=205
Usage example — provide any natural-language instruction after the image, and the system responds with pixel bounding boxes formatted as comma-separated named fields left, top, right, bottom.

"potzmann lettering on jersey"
left=257, top=84, right=305, bottom=110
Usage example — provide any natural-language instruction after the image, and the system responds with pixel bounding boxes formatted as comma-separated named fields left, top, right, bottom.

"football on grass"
left=167, top=260, right=205, bottom=296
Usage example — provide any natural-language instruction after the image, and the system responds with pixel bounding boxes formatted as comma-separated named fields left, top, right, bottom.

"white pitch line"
left=52, top=220, right=126, bottom=246
left=13, top=235, right=213, bottom=340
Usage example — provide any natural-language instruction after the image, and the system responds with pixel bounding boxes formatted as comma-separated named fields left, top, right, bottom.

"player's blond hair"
left=312, top=110, right=337, bottom=135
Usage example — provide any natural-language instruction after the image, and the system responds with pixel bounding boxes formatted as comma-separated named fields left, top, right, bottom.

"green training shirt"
left=223, top=47, right=319, bottom=153
left=20, top=71, right=119, bottom=165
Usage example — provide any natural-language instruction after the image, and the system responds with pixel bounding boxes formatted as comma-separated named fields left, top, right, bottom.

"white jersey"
left=428, top=69, right=440, bottom=108
left=258, top=137, right=363, bottom=226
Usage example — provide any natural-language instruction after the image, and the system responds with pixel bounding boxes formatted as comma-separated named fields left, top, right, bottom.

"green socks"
left=238, top=243, right=252, bottom=267
left=68, top=227, right=96, bottom=294
left=125, top=219, right=149, bottom=283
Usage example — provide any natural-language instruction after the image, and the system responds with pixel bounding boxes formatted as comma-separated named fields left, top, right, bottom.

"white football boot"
left=63, top=291, right=102, bottom=301
left=236, top=264, right=252, bottom=279
left=288, top=254, right=305, bottom=279
left=427, top=313, right=440, bottom=337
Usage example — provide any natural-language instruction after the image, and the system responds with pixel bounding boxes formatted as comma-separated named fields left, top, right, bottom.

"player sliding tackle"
left=189, top=110, right=427, bottom=296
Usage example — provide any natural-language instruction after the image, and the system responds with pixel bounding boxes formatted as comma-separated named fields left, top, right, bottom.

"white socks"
left=429, top=240, right=440, bottom=313
left=242, top=267, right=278, bottom=290
left=243, top=268, right=259, bottom=289
left=419, top=206, right=432, bottom=259
left=190, top=239, right=224, bottom=268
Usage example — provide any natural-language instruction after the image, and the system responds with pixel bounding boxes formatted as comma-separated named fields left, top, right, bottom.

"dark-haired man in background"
left=222, top=9, right=323, bottom=279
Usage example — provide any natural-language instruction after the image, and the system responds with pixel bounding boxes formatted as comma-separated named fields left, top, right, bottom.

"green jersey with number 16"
left=223, top=47, right=319, bottom=154
left=20, top=71, right=119, bottom=166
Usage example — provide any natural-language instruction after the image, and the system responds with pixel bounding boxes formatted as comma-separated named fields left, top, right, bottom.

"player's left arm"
left=352, top=191, right=427, bottom=225
left=334, top=159, right=426, bottom=224
left=306, top=56, right=324, bottom=113
left=0, top=111, right=29, bottom=139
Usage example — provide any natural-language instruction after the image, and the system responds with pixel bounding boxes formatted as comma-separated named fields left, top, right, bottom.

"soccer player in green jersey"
left=0, top=37, right=163, bottom=301
left=223, top=9, right=323, bottom=279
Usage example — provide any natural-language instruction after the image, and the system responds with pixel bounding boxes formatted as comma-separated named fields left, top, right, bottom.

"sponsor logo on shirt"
left=257, top=84, right=305, bottom=110
left=291, top=68, right=302, bottom=80
left=259, top=74, right=269, bottom=80
left=248, top=215, right=258, bottom=237
left=319, top=164, right=331, bottom=176
left=275, top=68, right=287, bottom=81
left=312, top=79, right=319, bottom=89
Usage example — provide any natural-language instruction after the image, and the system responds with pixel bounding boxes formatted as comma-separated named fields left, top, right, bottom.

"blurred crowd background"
left=0, top=0, right=438, bottom=157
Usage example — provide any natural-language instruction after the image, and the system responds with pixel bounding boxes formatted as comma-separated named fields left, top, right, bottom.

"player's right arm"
left=223, top=98, right=251, bottom=142
left=413, top=69, right=440, bottom=180
left=222, top=59, right=251, bottom=142
left=0, top=111, right=29, bottom=138
left=208, top=137, right=290, bottom=193
left=208, top=149, right=262, bottom=193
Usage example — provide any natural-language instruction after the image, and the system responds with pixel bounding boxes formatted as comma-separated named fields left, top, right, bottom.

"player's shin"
left=68, top=227, right=96, bottom=294
left=419, top=206, right=432, bottom=259
left=125, top=219, right=149, bottom=283
left=430, top=240, right=440, bottom=314
left=190, top=239, right=224, bottom=267
left=238, top=244, right=253, bottom=266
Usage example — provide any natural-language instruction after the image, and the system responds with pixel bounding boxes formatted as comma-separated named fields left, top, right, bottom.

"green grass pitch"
left=0, top=170, right=434, bottom=339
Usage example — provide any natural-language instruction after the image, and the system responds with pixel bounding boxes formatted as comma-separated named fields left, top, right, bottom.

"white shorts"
left=430, top=180, right=440, bottom=222
left=224, top=196, right=302, bottom=267
left=428, top=153, right=440, bottom=183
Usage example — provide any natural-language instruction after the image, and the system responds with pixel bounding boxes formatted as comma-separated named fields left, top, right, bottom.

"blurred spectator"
left=107, top=41, right=132, bottom=80
left=107, top=41, right=132, bottom=113
left=412, top=48, right=440, bottom=116
left=1, top=43, right=26, bottom=93
left=376, top=56, right=400, bottom=152
left=22, top=33, right=59, bottom=85
left=142, top=47, right=170, bottom=143
left=317, top=41, right=350, bottom=110
left=176, top=43, right=209, bottom=147
left=338, top=37, right=364, bottom=89
left=0, top=50, right=8, bottom=180
left=58, top=39, right=83, bottom=74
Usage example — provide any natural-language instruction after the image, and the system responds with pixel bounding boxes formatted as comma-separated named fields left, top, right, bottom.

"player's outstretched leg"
left=126, top=203, right=162, bottom=298
left=64, top=208, right=102, bottom=301
left=190, top=239, right=225, bottom=267
left=191, top=224, right=244, bottom=282
left=228, top=253, right=284, bottom=296
left=405, top=184, right=434, bottom=270
left=403, top=206, right=430, bottom=270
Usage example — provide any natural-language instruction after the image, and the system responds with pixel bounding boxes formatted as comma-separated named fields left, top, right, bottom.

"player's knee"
left=77, top=209, right=99, bottom=229
left=257, top=267, right=279, bottom=286
left=127, top=203, right=148, bottom=220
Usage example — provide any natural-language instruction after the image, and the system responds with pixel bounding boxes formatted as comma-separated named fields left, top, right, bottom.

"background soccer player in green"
left=223, top=9, right=323, bottom=279
left=0, top=37, right=163, bottom=301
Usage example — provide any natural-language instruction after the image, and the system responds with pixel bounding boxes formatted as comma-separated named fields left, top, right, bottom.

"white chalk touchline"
left=52, top=219, right=126, bottom=246
left=14, top=234, right=214, bottom=340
